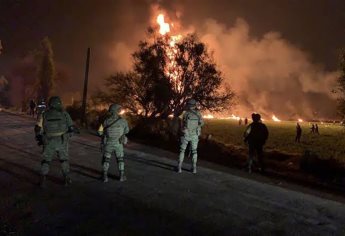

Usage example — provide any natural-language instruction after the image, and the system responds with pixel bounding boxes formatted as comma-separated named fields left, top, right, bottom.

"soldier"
left=98, top=104, right=129, bottom=182
left=295, top=122, right=302, bottom=143
left=35, top=96, right=74, bottom=187
left=244, top=117, right=248, bottom=125
left=244, top=113, right=269, bottom=173
left=310, top=124, right=315, bottom=133
left=177, top=99, right=204, bottom=174
left=239, top=118, right=242, bottom=126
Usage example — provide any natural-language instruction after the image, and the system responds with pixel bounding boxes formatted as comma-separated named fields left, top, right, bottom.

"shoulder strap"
left=189, top=110, right=201, bottom=122
left=104, top=117, right=122, bottom=130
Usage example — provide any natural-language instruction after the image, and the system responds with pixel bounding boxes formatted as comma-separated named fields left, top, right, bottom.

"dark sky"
left=1, top=0, right=345, bottom=117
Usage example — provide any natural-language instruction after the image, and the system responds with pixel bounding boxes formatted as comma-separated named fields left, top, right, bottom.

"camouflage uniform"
left=98, top=104, right=129, bottom=182
left=178, top=99, right=204, bottom=174
left=35, top=96, right=74, bottom=187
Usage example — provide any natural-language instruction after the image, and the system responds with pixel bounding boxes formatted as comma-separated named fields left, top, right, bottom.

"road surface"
left=0, top=111, right=345, bottom=235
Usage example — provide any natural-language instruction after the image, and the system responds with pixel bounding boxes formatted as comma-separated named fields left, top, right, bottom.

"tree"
left=336, top=49, right=345, bottom=119
left=96, top=30, right=234, bottom=118
left=36, top=37, right=56, bottom=101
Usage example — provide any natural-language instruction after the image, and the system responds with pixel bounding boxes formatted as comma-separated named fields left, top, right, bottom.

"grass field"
left=203, top=119, right=345, bottom=162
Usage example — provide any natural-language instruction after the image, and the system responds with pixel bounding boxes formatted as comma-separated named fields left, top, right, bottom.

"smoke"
left=199, top=18, right=339, bottom=119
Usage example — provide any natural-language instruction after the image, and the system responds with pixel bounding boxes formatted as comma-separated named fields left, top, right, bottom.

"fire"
left=272, top=115, right=281, bottom=122
left=298, top=118, right=303, bottom=122
left=203, top=114, right=215, bottom=119
left=229, top=114, right=241, bottom=121
left=156, top=14, right=170, bottom=35
left=155, top=13, right=183, bottom=92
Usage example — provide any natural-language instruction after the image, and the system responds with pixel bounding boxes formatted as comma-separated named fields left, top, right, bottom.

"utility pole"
left=81, top=47, right=91, bottom=127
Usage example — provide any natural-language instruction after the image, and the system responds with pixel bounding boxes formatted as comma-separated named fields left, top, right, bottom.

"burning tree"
left=96, top=14, right=234, bottom=118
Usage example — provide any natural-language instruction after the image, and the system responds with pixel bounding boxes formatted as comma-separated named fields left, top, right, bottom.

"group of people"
left=34, top=96, right=270, bottom=187
left=295, top=122, right=321, bottom=143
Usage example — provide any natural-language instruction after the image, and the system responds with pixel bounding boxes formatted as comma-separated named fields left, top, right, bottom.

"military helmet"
left=109, top=104, right=121, bottom=115
left=187, top=99, right=197, bottom=107
left=48, top=96, right=62, bottom=109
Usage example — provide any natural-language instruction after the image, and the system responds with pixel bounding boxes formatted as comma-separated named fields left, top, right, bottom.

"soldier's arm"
left=98, top=124, right=104, bottom=136
left=198, top=111, right=204, bottom=127
left=123, top=119, right=129, bottom=135
left=35, top=114, right=44, bottom=136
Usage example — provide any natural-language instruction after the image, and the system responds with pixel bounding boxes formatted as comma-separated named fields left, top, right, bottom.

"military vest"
left=43, top=110, right=68, bottom=136
left=184, top=110, right=200, bottom=135
left=104, top=117, right=124, bottom=140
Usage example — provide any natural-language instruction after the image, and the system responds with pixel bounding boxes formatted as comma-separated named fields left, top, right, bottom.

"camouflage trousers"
left=102, top=139, right=125, bottom=173
left=179, top=134, right=199, bottom=164
left=41, top=135, right=70, bottom=176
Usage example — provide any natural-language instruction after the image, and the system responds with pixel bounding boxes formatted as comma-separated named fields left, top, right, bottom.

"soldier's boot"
left=64, top=175, right=72, bottom=186
left=192, top=152, right=197, bottom=174
left=192, top=163, right=197, bottom=174
left=119, top=171, right=126, bottom=182
left=177, top=162, right=182, bottom=173
left=177, top=152, right=184, bottom=173
left=39, top=175, right=47, bottom=188
left=103, top=172, right=108, bottom=183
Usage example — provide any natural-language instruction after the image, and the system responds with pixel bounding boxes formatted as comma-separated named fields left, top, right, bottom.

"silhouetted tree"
left=96, top=30, right=234, bottom=118
left=36, top=37, right=56, bottom=101
left=336, top=49, right=345, bottom=119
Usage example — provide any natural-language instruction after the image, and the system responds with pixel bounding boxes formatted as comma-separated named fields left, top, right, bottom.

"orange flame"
left=203, top=114, right=215, bottom=119
left=156, top=14, right=170, bottom=35
left=272, top=115, right=281, bottom=122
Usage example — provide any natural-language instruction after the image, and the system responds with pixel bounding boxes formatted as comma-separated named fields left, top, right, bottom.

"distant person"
left=295, top=122, right=302, bottom=143
left=35, top=96, right=74, bottom=187
left=244, top=113, right=269, bottom=173
left=315, top=124, right=319, bottom=134
left=29, top=99, right=36, bottom=117
left=239, top=118, right=242, bottom=126
left=36, top=99, right=46, bottom=119
left=244, top=117, right=248, bottom=125
left=98, top=104, right=129, bottom=182
left=177, top=99, right=204, bottom=174
left=310, top=124, right=315, bottom=133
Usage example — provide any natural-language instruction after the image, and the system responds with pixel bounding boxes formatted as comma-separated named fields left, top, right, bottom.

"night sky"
left=1, top=0, right=345, bottom=118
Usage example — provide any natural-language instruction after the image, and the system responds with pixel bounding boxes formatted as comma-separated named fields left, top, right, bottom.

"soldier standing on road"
left=177, top=99, right=204, bottom=174
left=295, top=122, right=302, bottom=143
left=98, top=104, right=129, bottom=182
left=244, top=113, right=269, bottom=173
left=35, top=96, right=74, bottom=187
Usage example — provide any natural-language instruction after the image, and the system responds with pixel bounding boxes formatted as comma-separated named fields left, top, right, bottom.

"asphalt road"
left=0, top=111, right=345, bottom=236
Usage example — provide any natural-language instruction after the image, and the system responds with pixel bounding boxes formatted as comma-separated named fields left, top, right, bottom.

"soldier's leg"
left=58, top=137, right=71, bottom=185
left=256, top=145, right=265, bottom=172
left=40, top=141, right=55, bottom=187
left=115, top=144, right=126, bottom=182
left=248, top=144, right=255, bottom=173
left=191, top=136, right=199, bottom=174
left=102, top=144, right=114, bottom=182
left=178, top=136, right=189, bottom=173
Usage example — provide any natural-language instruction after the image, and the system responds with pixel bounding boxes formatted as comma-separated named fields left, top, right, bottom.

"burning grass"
left=202, top=119, right=345, bottom=163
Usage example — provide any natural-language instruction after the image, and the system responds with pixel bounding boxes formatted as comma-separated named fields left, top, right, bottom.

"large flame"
left=272, top=115, right=281, bottom=122
left=156, top=14, right=170, bottom=35
left=298, top=118, right=303, bottom=122
left=155, top=13, right=183, bottom=92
